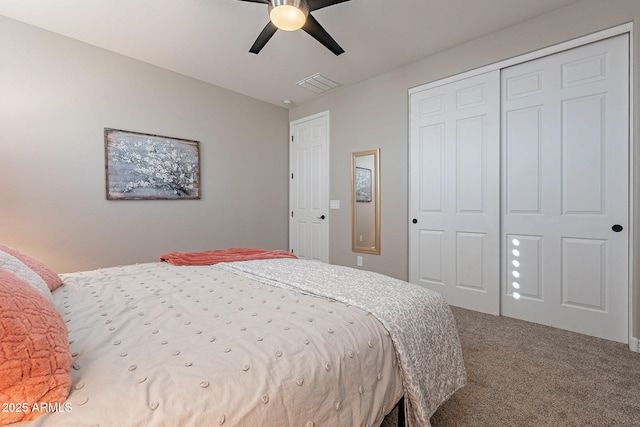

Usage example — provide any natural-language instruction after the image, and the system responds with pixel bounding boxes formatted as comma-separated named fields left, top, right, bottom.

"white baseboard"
left=629, top=336, right=640, bottom=353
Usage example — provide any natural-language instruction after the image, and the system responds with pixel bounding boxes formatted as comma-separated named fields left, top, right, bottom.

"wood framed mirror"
left=351, top=148, right=380, bottom=254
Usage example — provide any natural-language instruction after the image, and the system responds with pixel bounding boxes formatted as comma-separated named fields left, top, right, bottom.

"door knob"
left=318, top=215, right=326, bottom=220
left=412, top=218, right=418, bottom=224
left=612, top=224, right=623, bottom=232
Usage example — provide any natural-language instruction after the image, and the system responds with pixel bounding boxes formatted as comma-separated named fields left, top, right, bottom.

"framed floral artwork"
left=105, top=128, right=200, bottom=200
left=355, top=166, right=372, bottom=202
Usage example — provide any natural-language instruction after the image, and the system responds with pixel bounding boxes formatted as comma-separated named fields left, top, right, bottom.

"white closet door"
left=409, top=71, right=501, bottom=315
left=501, top=35, right=629, bottom=342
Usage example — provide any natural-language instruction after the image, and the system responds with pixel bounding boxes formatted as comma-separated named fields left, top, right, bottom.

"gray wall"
left=0, top=16, right=290, bottom=273
left=289, top=0, right=640, bottom=334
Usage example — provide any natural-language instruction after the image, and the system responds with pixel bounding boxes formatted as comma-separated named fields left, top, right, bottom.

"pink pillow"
left=0, top=245, right=63, bottom=291
left=0, top=270, right=71, bottom=425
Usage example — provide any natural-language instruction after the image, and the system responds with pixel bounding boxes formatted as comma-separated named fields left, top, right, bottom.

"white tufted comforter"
left=218, top=259, right=467, bottom=427
left=17, top=259, right=465, bottom=427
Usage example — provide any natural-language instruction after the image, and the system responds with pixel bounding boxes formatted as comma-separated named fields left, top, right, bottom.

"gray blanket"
left=218, top=259, right=467, bottom=427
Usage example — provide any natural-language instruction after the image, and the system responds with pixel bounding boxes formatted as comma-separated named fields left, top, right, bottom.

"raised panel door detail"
left=562, top=95, right=605, bottom=214
left=505, top=106, right=542, bottom=214
left=419, top=95, right=446, bottom=118
left=295, top=127, right=308, bottom=143
left=457, top=116, right=486, bottom=213
left=419, top=230, right=444, bottom=285
left=456, top=232, right=486, bottom=291
left=295, top=149, right=308, bottom=210
left=312, top=123, right=324, bottom=140
left=419, top=125, right=445, bottom=213
left=295, top=222, right=307, bottom=259
left=562, top=238, right=606, bottom=311
left=562, top=54, right=607, bottom=88
left=311, top=144, right=322, bottom=210
left=456, top=84, right=487, bottom=109
left=311, top=222, right=322, bottom=261
left=505, top=70, right=543, bottom=99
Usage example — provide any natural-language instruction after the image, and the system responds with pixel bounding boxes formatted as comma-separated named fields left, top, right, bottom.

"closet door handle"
left=612, top=224, right=623, bottom=232
left=412, top=218, right=418, bottom=224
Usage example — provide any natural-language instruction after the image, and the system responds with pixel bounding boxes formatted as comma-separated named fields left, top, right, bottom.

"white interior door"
left=289, top=112, right=330, bottom=262
left=501, top=34, right=629, bottom=343
left=409, top=71, right=501, bottom=315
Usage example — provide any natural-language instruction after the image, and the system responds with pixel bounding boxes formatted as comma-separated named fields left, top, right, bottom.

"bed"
left=0, top=246, right=466, bottom=427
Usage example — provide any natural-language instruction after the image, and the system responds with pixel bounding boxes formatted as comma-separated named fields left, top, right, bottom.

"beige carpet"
left=429, top=307, right=640, bottom=426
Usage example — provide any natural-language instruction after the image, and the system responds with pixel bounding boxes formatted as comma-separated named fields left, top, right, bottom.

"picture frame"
left=105, top=128, right=200, bottom=200
left=355, top=166, right=372, bottom=202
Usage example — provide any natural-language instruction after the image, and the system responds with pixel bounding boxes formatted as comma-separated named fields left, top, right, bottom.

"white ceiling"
left=0, top=0, right=581, bottom=108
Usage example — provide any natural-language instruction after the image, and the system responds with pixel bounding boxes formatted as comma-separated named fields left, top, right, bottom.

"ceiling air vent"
left=297, top=74, right=341, bottom=94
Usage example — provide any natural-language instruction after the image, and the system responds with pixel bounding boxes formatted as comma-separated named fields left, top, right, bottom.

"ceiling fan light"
left=269, top=0, right=308, bottom=31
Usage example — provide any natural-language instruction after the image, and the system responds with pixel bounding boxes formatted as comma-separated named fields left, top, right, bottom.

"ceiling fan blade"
left=250, top=21, right=278, bottom=54
left=308, top=0, right=351, bottom=12
left=302, top=14, right=344, bottom=56
left=237, top=0, right=269, bottom=4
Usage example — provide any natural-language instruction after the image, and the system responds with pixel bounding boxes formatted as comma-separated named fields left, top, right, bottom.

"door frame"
left=408, top=23, right=636, bottom=350
left=289, top=111, right=330, bottom=263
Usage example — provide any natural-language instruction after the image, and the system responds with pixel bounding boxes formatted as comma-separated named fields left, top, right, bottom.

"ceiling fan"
left=238, top=0, right=352, bottom=56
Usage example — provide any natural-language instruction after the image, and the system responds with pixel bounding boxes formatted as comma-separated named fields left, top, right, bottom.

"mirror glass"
left=352, top=148, right=380, bottom=254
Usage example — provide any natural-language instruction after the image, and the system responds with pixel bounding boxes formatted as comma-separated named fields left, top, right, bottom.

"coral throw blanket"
left=159, top=248, right=297, bottom=266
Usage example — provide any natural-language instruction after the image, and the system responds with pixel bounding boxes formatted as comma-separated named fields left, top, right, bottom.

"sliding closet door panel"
left=501, top=34, right=629, bottom=343
left=410, top=70, right=500, bottom=315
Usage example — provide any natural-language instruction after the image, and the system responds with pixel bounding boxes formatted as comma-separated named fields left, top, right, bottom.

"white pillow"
left=0, top=250, right=53, bottom=302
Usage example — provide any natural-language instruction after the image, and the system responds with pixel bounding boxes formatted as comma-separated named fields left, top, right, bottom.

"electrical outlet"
left=357, top=256, right=363, bottom=267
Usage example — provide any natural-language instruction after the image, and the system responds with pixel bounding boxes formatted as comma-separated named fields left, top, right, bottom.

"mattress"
left=14, top=259, right=465, bottom=427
